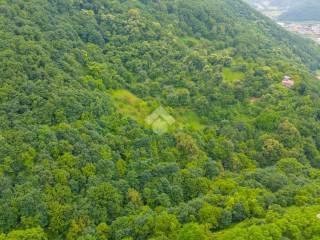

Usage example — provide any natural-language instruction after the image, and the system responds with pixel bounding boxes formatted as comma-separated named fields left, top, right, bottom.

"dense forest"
left=1, top=0, right=320, bottom=239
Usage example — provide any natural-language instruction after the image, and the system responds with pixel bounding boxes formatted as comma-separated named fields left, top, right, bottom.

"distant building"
left=282, top=76, right=295, bottom=88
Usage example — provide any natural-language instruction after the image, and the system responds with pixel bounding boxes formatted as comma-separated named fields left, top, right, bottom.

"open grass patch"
left=111, top=90, right=207, bottom=132
left=110, top=89, right=150, bottom=121
left=175, top=109, right=206, bottom=131
left=223, top=68, right=245, bottom=82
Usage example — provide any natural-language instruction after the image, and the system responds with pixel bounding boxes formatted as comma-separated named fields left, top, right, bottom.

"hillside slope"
left=1, top=0, right=320, bottom=239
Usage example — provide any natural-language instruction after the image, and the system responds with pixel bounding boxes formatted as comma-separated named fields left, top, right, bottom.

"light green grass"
left=176, top=109, right=206, bottom=131
left=111, top=90, right=206, bottom=132
left=223, top=68, right=245, bottom=82
left=110, top=89, right=150, bottom=121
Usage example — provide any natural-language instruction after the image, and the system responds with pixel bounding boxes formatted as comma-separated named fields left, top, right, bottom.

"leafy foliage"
left=1, top=0, right=320, bottom=239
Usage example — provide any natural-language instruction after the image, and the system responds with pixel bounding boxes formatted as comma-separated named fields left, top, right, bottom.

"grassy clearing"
left=223, top=68, right=245, bottom=82
left=110, top=89, right=150, bottom=121
left=175, top=109, right=206, bottom=131
left=111, top=90, right=207, bottom=133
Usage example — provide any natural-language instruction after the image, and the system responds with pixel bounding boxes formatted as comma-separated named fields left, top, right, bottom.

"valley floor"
left=278, top=21, right=320, bottom=44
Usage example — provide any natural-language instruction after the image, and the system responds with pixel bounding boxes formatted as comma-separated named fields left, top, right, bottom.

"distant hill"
left=245, top=0, right=298, bottom=11
left=279, top=0, right=320, bottom=21
left=246, top=0, right=320, bottom=22
left=268, top=0, right=299, bottom=9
